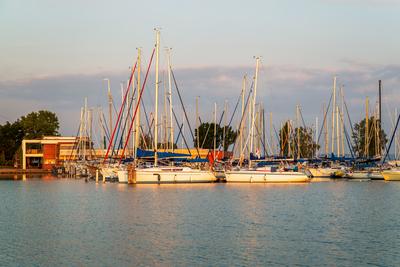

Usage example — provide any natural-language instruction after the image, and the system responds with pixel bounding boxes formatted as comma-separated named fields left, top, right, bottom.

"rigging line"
left=174, top=123, right=184, bottom=148
left=226, top=87, right=243, bottom=130
left=103, top=60, right=138, bottom=164
left=298, top=107, right=307, bottom=129
left=214, top=110, right=227, bottom=151
left=218, top=110, right=225, bottom=126
left=119, top=48, right=156, bottom=162
left=382, top=112, right=400, bottom=163
left=116, top=78, right=139, bottom=154
left=343, top=124, right=354, bottom=158
left=100, top=113, right=111, bottom=142
left=67, top=126, right=82, bottom=162
left=141, top=97, right=154, bottom=143
left=201, top=122, right=213, bottom=149
left=343, top=99, right=357, bottom=155
left=199, top=109, right=215, bottom=149
left=146, top=115, right=154, bottom=139
left=273, top=124, right=280, bottom=147
left=170, top=68, right=201, bottom=158
left=111, top=98, right=119, bottom=117
left=253, top=113, right=269, bottom=157
left=110, top=106, right=127, bottom=159
left=166, top=93, right=192, bottom=155
left=173, top=112, right=191, bottom=155
left=230, top=81, right=254, bottom=155
left=82, top=127, right=98, bottom=160
left=262, top=109, right=269, bottom=156
left=215, top=92, right=247, bottom=153
left=316, top=91, right=333, bottom=146
left=338, top=108, right=354, bottom=157
left=139, top=125, right=149, bottom=150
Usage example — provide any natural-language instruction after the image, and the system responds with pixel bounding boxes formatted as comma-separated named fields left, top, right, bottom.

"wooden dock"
left=0, top=168, right=51, bottom=174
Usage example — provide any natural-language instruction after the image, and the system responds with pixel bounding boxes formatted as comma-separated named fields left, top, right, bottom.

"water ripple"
left=1, top=179, right=400, bottom=266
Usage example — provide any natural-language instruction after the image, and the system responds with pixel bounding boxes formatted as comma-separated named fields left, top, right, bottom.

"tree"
left=352, top=116, right=387, bottom=158
left=194, top=122, right=237, bottom=151
left=0, top=110, right=59, bottom=166
left=0, top=121, right=24, bottom=165
left=20, top=110, right=60, bottom=139
left=279, top=120, right=319, bottom=158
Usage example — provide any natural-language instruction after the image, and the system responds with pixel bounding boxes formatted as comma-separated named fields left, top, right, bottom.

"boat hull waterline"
left=130, top=167, right=217, bottom=183
left=225, top=170, right=311, bottom=183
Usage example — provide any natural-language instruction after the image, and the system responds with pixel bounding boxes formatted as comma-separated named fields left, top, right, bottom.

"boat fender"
left=304, top=169, right=313, bottom=178
left=154, top=173, right=161, bottom=184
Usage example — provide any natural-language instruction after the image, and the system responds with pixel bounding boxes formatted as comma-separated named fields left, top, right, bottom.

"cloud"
left=1, top=62, right=399, bottom=140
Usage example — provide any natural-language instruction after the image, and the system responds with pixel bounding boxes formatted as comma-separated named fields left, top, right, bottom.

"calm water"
left=1, top=178, right=400, bottom=266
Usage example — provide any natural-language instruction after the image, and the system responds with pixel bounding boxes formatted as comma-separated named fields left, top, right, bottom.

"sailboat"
left=130, top=30, right=216, bottom=183
left=308, top=166, right=345, bottom=178
left=225, top=57, right=310, bottom=183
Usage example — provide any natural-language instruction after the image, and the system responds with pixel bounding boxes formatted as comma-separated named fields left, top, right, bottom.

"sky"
left=1, top=0, right=399, bottom=152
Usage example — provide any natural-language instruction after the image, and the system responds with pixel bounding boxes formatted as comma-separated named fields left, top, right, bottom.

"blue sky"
left=1, top=0, right=399, bottom=81
left=1, top=0, right=399, bottom=151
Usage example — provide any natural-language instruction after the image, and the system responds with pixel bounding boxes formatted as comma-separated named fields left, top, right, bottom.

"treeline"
left=0, top=110, right=59, bottom=166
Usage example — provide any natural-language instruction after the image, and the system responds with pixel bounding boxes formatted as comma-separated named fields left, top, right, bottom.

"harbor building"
left=22, top=136, right=78, bottom=170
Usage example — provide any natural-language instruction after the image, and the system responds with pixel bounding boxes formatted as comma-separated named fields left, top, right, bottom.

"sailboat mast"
left=120, top=83, right=125, bottom=149
left=379, top=80, right=382, bottom=156
left=213, top=102, right=217, bottom=161
left=163, top=73, right=167, bottom=150
left=296, top=105, right=300, bottom=158
left=88, top=108, right=93, bottom=155
left=223, top=100, right=227, bottom=152
left=166, top=48, right=174, bottom=152
left=99, top=107, right=105, bottom=150
left=365, top=97, right=369, bottom=157
left=396, top=108, right=398, bottom=159
left=249, top=57, right=260, bottom=167
left=196, top=96, right=200, bottom=151
left=331, top=76, right=336, bottom=154
left=336, top=105, right=340, bottom=156
left=288, top=120, right=292, bottom=158
left=341, top=86, right=345, bottom=157
left=270, top=112, right=273, bottom=156
left=107, top=79, right=112, bottom=140
left=315, top=116, right=319, bottom=157
left=280, top=121, right=283, bottom=156
left=240, top=75, right=246, bottom=164
left=84, top=97, right=88, bottom=162
left=323, top=103, right=328, bottom=155
left=154, top=29, right=160, bottom=166
left=375, top=105, right=379, bottom=156
left=134, top=48, right=141, bottom=159
left=79, top=106, right=84, bottom=160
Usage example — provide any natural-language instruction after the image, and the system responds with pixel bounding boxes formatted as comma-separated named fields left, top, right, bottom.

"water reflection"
left=1, top=179, right=400, bottom=266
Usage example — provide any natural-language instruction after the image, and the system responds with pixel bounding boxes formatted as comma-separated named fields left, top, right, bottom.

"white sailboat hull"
left=134, top=167, right=217, bottom=183
left=117, top=170, right=128, bottom=183
left=225, top=170, right=310, bottom=183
